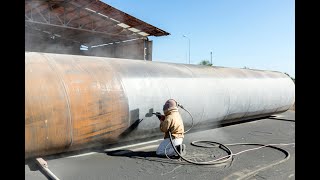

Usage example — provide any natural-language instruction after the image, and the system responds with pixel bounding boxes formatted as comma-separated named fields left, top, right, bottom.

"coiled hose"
left=165, top=105, right=295, bottom=166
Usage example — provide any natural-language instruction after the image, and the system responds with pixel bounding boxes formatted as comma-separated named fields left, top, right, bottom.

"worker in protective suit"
left=156, top=99, right=186, bottom=157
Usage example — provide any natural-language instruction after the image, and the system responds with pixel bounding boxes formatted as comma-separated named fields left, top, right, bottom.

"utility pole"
left=183, top=35, right=191, bottom=64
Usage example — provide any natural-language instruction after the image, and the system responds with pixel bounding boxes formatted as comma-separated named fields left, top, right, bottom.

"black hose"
left=168, top=132, right=233, bottom=165
left=166, top=106, right=294, bottom=167
left=178, top=105, right=193, bottom=133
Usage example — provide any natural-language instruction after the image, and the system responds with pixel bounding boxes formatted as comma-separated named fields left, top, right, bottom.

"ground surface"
left=25, top=110, right=295, bottom=180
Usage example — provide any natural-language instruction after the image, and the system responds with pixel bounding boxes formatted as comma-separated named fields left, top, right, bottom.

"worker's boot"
left=175, top=144, right=186, bottom=157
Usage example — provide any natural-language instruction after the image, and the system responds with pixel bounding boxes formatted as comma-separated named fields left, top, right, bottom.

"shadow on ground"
left=106, top=150, right=158, bottom=158
left=105, top=150, right=191, bottom=165
left=25, top=159, right=53, bottom=180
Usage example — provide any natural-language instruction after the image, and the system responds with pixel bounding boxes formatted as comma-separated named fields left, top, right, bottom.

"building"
left=25, top=0, right=170, bottom=60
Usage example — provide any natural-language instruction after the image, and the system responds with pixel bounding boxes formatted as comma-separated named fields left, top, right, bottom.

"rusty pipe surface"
left=25, top=52, right=295, bottom=159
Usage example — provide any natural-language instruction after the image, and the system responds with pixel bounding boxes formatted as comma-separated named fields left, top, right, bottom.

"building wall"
left=87, top=39, right=152, bottom=60
left=25, top=32, right=83, bottom=55
left=25, top=32, right=153, bottom=61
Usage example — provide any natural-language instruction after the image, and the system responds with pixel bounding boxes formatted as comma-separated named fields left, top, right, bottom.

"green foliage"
left=199, top=60, right=213, bottom=66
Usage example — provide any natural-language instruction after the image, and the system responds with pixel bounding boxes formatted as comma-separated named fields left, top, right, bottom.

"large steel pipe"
left=25, top=52, right=295, bottom=159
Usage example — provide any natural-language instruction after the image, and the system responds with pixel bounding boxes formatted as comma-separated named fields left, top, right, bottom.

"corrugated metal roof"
left=25, top=0, right=169, bottom=46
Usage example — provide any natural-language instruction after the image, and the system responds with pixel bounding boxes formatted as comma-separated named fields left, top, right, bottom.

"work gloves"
left=153, top=112, right=165, bottom=121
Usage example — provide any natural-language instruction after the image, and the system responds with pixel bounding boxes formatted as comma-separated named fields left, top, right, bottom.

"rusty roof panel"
left=25, top=0, right=170, bottom=43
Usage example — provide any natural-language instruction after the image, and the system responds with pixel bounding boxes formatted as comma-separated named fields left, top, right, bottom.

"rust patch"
left=25, top=53, right=71, bottom=159
left=25, top=52, right=129, bottom=158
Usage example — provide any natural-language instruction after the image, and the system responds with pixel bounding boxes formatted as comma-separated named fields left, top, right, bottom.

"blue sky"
left=103, top=0, right=295, bottom=77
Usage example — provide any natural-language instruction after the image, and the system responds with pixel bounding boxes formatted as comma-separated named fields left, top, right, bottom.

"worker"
left=156, top=99, right=186, bottom=157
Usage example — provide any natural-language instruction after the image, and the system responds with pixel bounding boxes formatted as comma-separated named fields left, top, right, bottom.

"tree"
left=199, top=60, right=212, bottom=66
